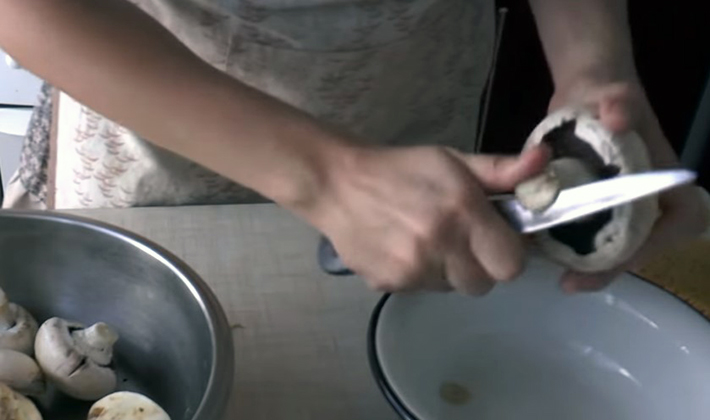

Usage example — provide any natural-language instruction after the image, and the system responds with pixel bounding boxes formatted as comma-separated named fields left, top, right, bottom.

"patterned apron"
left=3, top=0, right=496, bottom=209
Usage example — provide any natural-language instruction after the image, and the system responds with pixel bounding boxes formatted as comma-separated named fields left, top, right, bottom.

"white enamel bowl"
left=369, top=257, right=710, bottom=420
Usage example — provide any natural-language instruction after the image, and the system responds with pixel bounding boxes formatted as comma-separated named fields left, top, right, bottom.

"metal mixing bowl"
left=0, top=211, right=234, bottom=420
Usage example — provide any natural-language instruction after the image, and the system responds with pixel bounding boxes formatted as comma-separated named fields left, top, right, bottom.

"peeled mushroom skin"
left=519, top=106, right=659, bottom=273
left=0, top=289, right=39, bottom=356
left=34, top=317, right=118, bottom=401
left=0, top=382, right=42, bottom=420
left=0, top=349, right=45, bottom=396
left=515, top=158, right=597, bottom=213
left=88, top=391, right=170, bottom=420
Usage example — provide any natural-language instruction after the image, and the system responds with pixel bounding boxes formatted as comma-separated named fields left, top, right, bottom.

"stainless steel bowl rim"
left=0, top=209, right=235, bottom=420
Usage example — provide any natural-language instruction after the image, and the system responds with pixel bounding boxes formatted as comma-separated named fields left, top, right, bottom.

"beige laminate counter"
left=69, top=204, right=398, bottom=420
left=66, top=203, right=709, bottom=419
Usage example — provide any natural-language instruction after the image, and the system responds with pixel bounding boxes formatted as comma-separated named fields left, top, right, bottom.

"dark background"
left=481, top=0, right=710, bottom=189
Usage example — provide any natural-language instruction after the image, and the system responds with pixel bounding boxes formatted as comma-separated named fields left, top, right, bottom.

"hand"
left=304, top=144, right=550, bottom=295
left=549, top=79, right=710, bottom=293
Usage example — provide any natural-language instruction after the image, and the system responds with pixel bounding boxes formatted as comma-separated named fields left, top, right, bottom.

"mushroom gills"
left=88, top=391, right=170, bottom=420
left=542, top=120, right=621, bottom=178
left=0, top=382, right=42, bottom=420
left=541, top=119, right=620, bottom=256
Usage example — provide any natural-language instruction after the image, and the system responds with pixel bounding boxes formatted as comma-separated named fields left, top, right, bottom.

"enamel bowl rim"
left=367, top=260, right=710, bottom=420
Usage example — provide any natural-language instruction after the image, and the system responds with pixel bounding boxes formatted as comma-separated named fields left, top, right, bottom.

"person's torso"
left=50, top=0, right=498, bottom=209
left=132, top=0, right=496, bottom=147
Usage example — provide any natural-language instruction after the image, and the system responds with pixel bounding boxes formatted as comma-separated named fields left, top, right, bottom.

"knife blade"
left=491, top=168, right=696, bottom=233
left=318, top=168, right=697, bottom=275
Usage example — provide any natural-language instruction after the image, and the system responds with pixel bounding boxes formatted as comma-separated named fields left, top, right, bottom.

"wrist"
left=544, top=19, right=637, bottom=92
left=262, top=124, right=361, bottom=220
left=549, top=66, right=641, bottom=113
left=553, top=54, right=638, bottom=95
left=182, top=72, right=363, bottom=216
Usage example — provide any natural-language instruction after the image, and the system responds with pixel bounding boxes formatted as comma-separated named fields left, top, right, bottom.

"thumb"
left=452, top=144, right=551, bottom=192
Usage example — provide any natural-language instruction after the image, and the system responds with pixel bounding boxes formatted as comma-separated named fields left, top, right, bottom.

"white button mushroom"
left=0, top=288, right=39, bottom=356
left=34, top=317, right=119, bottom=401
left=87, top=391, right=170, bottom=420
left=0, top=382, right=42, bottom=420
left=0, top=349, right=45, bottom=396
left=515, top=106, right=659, bottom=272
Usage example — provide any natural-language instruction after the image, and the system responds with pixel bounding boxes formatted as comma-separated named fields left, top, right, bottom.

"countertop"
left=634, top=239, right=710, bottom=318
left=66, top=203, right=709, bottom=419
left=70, top=204, right=398, bottom=420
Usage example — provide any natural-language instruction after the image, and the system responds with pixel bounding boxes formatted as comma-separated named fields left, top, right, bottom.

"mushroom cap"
left=0, top=349, right=45, bottom=396
left=0, top=382, right=43, bottom=420
left=0, top=289, right=39, bottom=356
left=87, top=391, right=170, bottom=420
left=34, top=317, right=117, bottom=401
left=518, top=106, right=659, bottom=272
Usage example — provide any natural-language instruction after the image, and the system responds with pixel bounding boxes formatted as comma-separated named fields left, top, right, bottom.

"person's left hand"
left=548, top=77, right=710, bottom=293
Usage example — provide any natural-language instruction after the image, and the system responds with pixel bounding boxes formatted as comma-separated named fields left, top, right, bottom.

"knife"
left=317, top=168, right=697, bottom=276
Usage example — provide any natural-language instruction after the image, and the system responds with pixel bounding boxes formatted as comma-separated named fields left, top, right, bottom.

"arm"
left=528, top=0, right=678, bottom=168
left=528, top=0, right=636, bottom=91
left=0, top=0, right=344, bottom=210
left=0, top=0, right=549, bottom=295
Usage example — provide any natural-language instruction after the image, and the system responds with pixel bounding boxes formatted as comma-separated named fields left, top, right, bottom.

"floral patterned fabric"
left=2, top=82, right=52, bottom=209
left=3, top=0, right=496, bottom=209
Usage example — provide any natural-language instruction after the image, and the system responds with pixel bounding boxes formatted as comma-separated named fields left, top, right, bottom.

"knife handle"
left=316, top=196, right=514, bottom=276
left=317, top=196, right=516, bottom=276
left=317, top=236, right=354, bottom=276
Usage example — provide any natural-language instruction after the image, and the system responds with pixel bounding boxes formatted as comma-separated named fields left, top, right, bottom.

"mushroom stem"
left=35, top=318, right=118, bottom=401
left=73, top=322, right=119, bottom=350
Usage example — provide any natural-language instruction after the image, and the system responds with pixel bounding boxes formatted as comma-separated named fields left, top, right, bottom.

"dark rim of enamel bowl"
left=367, top=274, right=710, bottom=420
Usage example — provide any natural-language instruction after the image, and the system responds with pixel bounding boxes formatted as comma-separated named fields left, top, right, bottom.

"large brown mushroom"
left=514, top=106, right=659, bottom=273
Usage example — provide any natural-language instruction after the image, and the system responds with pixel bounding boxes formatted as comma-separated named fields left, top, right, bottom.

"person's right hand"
left=302, top=144, right=550, bottom=295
